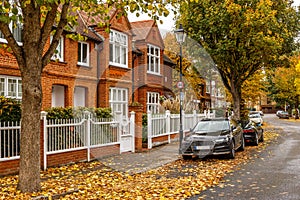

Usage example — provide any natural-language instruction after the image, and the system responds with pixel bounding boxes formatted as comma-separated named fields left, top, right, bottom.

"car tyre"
left=227, top=142, right=235, bottom=159
left=238, top=136, right=245, bottom=151
left=182, top=155, right=192, bottom=160
left=259, top=132, right=264, bottom=142
left=253, top=133, right=259, bottom=146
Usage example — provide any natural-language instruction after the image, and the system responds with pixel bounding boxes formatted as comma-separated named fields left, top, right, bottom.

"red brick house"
left=130, top=20, right=175, bottom=114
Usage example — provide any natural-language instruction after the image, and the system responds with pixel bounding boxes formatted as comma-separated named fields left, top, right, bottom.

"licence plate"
left=194, top=146, right=211, bottom=150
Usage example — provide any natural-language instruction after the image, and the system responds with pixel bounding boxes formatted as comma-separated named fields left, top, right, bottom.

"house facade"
left=131, top=20, right=175, bottom=114
left=0, top=11, right=174, bottom=117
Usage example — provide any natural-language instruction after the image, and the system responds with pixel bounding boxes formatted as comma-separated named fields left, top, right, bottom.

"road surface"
left=189, top=114, right=300, bottom=200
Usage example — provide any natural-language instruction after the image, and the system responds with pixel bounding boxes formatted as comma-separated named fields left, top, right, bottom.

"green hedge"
left=45, top=106, right=112, bottom=119
left=0, top=96, right=21, bottom=122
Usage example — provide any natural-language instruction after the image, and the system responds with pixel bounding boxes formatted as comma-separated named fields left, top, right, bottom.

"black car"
left=181, top=118, right=245, bottom=159
left=243, top=121, right=264, bottom=146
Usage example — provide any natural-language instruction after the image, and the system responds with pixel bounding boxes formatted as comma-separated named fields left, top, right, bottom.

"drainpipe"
left=131, top=40, right=142, bottom=103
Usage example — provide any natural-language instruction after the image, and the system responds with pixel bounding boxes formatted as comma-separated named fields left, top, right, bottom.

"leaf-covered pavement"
left=0, top=129, right=279, bottom=200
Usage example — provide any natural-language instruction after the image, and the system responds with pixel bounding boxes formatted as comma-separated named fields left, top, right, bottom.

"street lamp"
left=174, top=24, right=186, bottom=154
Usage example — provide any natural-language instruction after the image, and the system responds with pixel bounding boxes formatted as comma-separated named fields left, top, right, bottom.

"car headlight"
left=215, top=137, right=229, bottom=144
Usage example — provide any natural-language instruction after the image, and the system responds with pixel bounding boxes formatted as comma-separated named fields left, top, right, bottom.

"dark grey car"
left=181, top=118, right=245, bottom=159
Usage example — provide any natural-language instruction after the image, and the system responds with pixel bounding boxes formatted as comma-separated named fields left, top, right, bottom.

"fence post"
left=114, top=111, right=122, bottom=153
left=147, top=111, right=152, bottom=149
left=84, top=111, right=91, bottom=162
left=130, top=111, right=135, bottom=152
left=166, top=110, right=171, bottom=143
left=40, top=111, right=48, bottom=171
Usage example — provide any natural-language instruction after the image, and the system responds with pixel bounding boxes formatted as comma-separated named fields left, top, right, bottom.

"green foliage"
left=179, top=0, right=300, bottom=119
left=45, top=107, right=112, bottom=119
left=0, top=96, right=21, bottom=122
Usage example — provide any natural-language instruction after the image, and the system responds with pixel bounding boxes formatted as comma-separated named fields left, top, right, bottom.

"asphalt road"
left=188, top=114, right=300, bottom=200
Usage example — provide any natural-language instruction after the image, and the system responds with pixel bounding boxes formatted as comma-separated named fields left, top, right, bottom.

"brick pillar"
left=129, top=105, right=143, bottom=152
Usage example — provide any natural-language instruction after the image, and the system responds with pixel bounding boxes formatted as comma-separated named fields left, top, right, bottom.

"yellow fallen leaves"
left=0, top=130, right=279, bottom=200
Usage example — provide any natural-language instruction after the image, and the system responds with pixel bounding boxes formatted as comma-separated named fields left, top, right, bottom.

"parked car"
left=249, top=113, right=263, bottom=125
left=181, top=118, right=245, bottom=159
left=277, top=111, right=289, bottom=119
left=249, top=110, right=264, bottom=116
left=276, top=110, right=284, bottom=117
left=243, top=121, right=264, bottom=146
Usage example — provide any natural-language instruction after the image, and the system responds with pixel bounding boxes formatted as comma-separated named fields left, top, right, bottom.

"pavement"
left=99, top=142, right=180, bottom=175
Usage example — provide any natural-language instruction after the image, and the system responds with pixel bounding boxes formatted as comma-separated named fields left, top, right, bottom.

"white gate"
left=115, top=111, right=135, bottom=153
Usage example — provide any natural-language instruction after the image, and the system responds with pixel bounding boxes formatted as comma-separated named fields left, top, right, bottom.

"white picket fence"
left=0, top=111, right=135, bottom=170
left=147, top=110, right=215, bottom=148
left=0, top=109, right=215, bottom=169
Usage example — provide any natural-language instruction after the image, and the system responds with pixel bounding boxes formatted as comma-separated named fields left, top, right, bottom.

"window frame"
left=109, top=87, right=128, bottom=117
left=147, top=44, right=160, bottom=75
left=0, top=21, right=23, bottom=44
left=50, top=35, right=64, bottom=62
left=147, top=92, right=160, bottom=114
left=109, top=30, right=128, bottom=68
left=0, top=76, right=22, bottom=99
left=77, top=41, right=90, bottom=67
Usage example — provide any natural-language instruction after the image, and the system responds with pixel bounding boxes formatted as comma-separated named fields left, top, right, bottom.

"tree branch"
left=42, top=2, right=70, bottom=68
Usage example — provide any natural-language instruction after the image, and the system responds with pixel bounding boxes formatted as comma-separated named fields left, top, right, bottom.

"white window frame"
left=50, top=35, right=64, bottom=62
left=0, top=21, right=23, bottom=44
left=109, top=87, right=128, bottom=117
left=147, top=44, right=160, bottom=75
left=77, top=41, right=90, bottom=66
left=147, top=92, right=160, bottom=114
left=109, top=30, right=128, bottom=68
left=0, top=76, right=22, bottom=99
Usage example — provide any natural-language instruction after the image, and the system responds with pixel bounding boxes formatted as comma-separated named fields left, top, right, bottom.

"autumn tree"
left=0, top=0, right=179, bottom=193
left=164, top=32, right=224, bottom=112
left=178, top=0, right=300, bottom=120
left=242, top=70, right=267, bottom=110
left=268, top=56, right=300, bottom=118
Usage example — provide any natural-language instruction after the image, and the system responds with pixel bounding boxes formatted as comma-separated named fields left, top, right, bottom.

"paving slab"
left=99, top=142, right=180, bottom=174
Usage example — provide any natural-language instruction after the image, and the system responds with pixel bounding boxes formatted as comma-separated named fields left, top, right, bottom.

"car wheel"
left=238, top=136, right=245, bottom=151
left=253, top=133, right=259, bottom=146
left=227, top=142, right=235, bottom=159
left=182, top=155, right=192, bottom=160
left=259, top=132, right=264, bottom=142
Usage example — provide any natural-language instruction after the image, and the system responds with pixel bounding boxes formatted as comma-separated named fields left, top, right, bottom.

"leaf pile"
left=0, top=130, right=279, bottom=199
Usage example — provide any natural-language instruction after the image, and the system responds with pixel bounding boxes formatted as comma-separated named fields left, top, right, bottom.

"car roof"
left=200, top=118, right=229, bottom=121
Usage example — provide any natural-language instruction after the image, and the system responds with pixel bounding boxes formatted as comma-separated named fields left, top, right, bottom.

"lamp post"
left=174, top=24, right=186, bottom=154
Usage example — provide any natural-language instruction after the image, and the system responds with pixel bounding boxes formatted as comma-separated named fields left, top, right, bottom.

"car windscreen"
left=249, top=114, right=260, bottom=118
left=192, top=120, right=230, bottom=133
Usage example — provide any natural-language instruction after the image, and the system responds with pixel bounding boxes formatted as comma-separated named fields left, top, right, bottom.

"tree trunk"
left=17, top=64, right=43, bottom=192
left=231, top=84, right=241, bottom=120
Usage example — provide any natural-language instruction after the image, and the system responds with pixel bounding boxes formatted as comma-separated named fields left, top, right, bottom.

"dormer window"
left=109, top=30, right=128, bottom=68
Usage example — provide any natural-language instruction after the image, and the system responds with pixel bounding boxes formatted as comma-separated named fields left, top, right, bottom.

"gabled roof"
left=76, top=11, right=104, bottom=42
left=77, top=8, right=134, bottom=37
left=131, top=19, right=164, bottom=49
left=130, top=20, right=155, bottom=41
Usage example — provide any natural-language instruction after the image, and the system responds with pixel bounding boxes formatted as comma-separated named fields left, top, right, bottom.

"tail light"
left=243, top=129, right=255, bottom=133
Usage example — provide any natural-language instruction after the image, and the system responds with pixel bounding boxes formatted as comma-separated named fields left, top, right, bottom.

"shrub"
left=45, top=106, right=112, bottom=119
left=0, top=96, right=21, bottom=122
